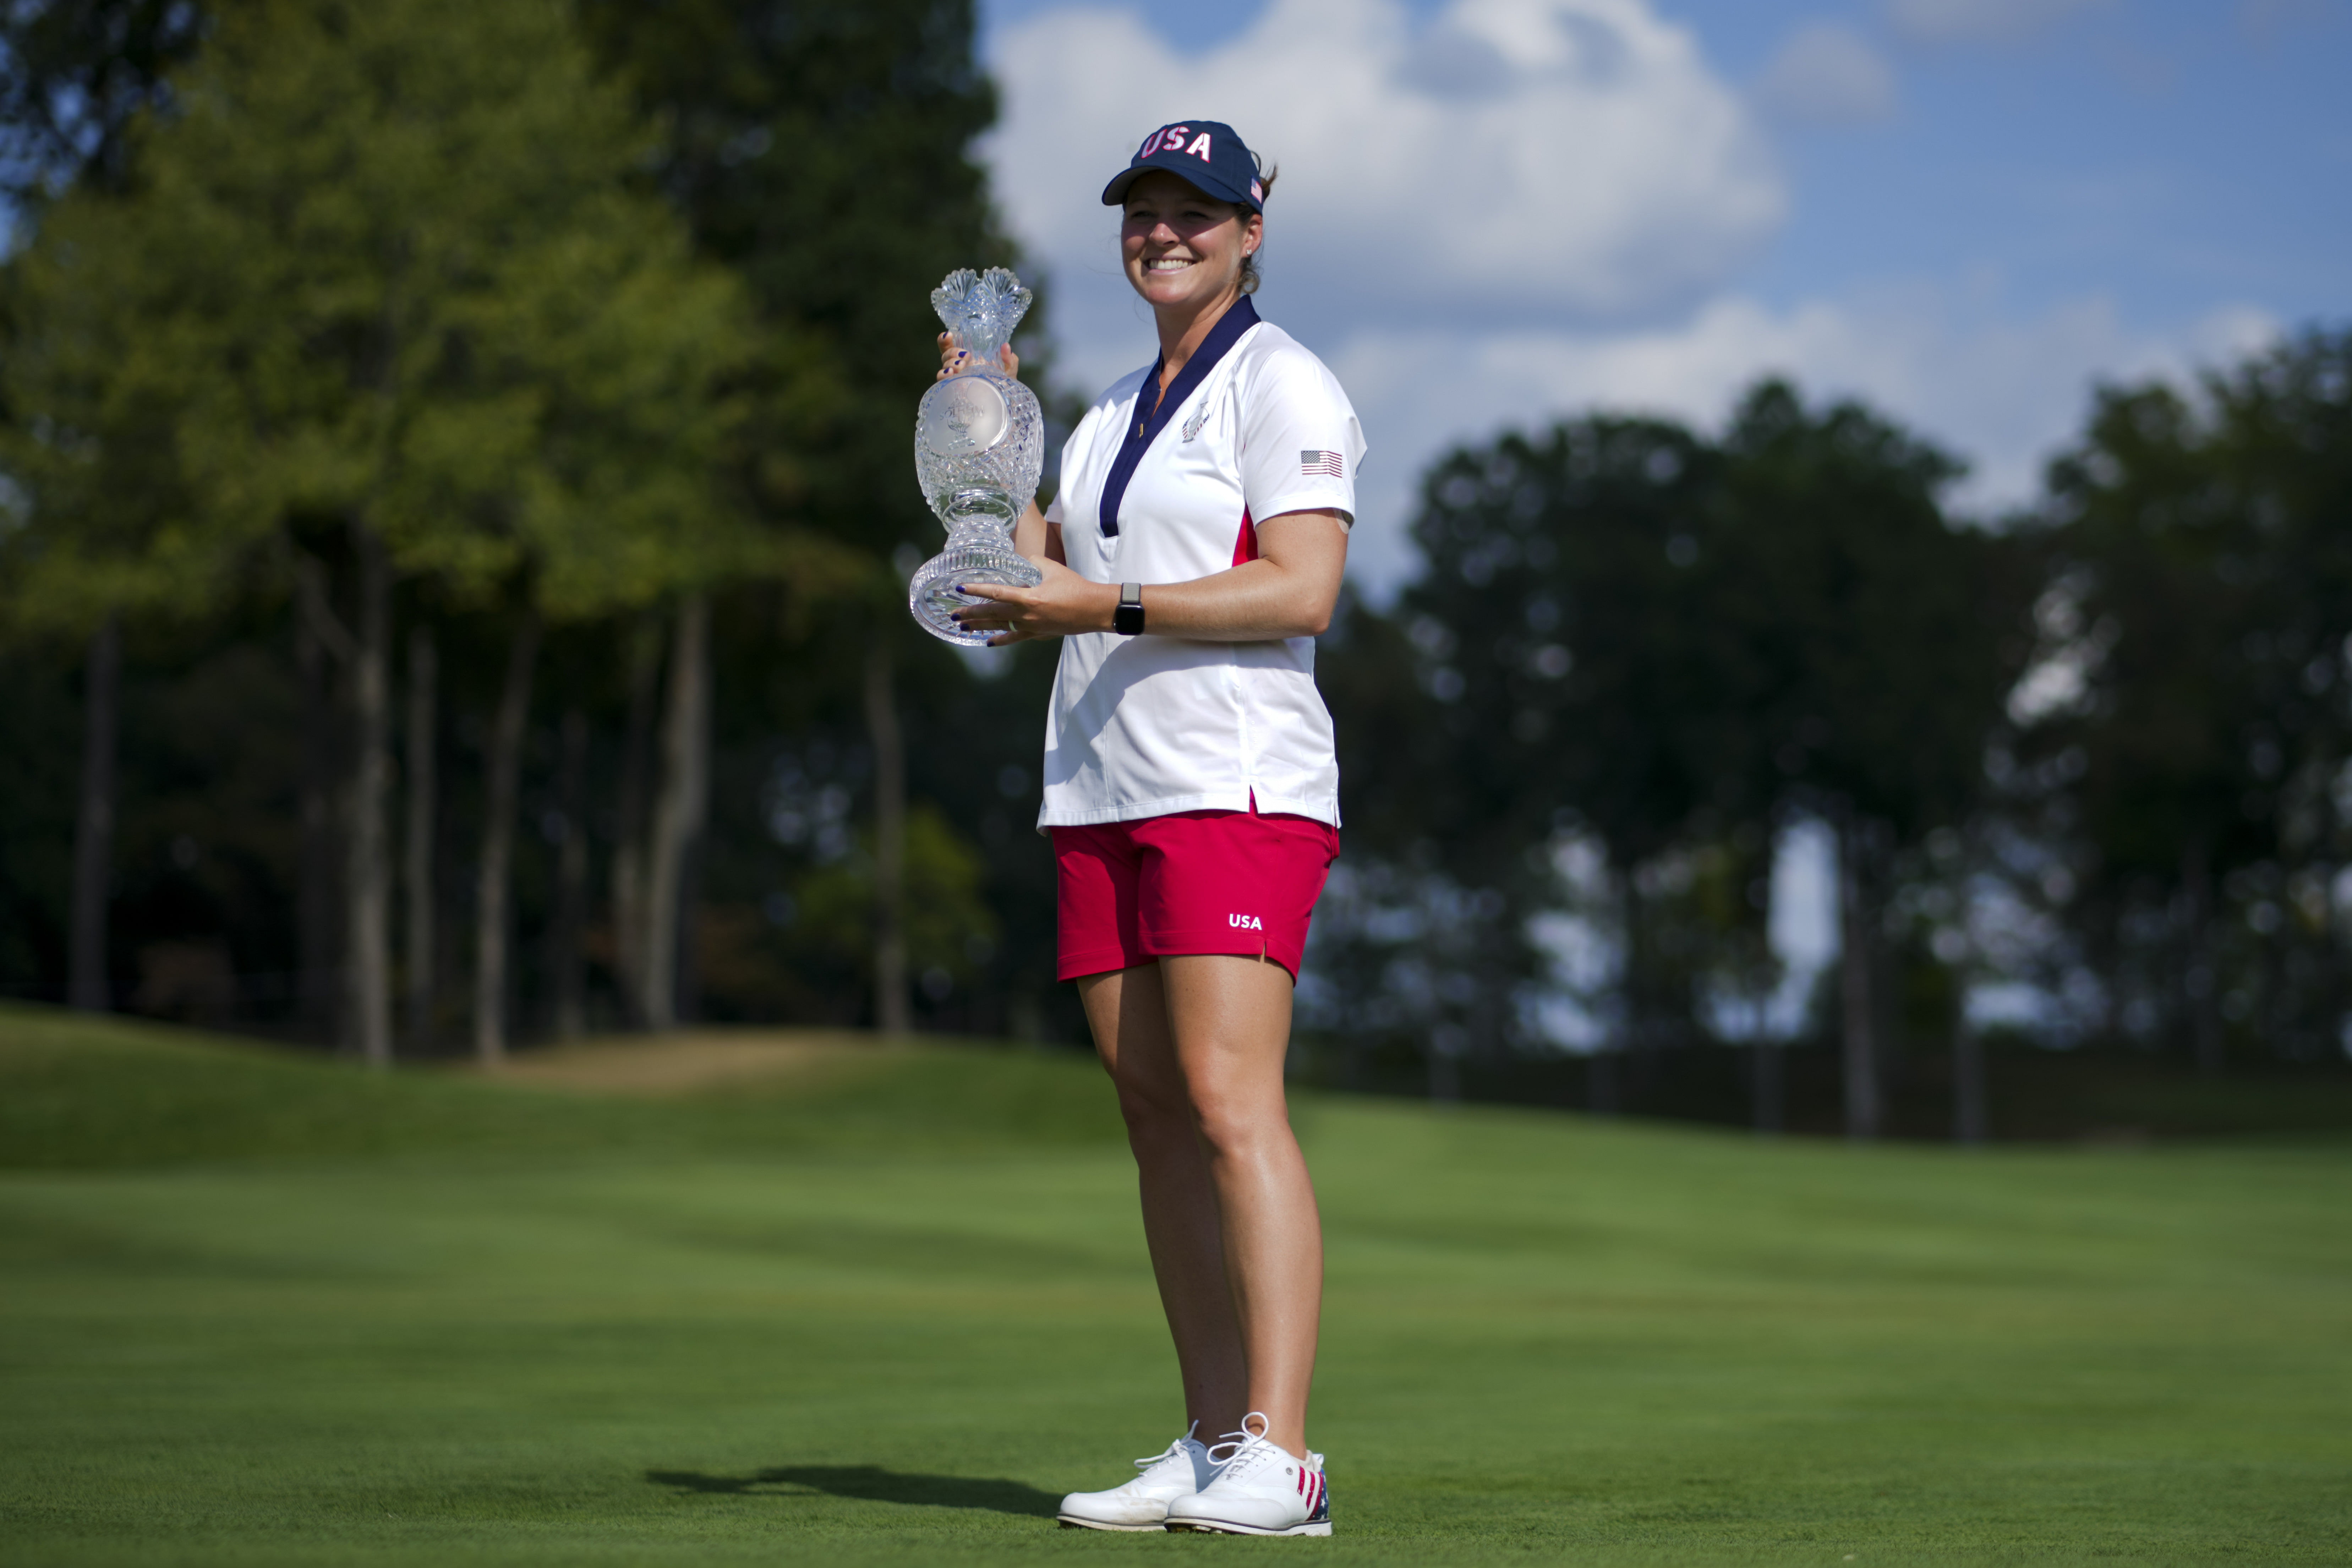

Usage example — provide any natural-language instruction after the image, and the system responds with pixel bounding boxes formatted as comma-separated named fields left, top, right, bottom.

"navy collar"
left=1098, top=296, right=1260, bottom=538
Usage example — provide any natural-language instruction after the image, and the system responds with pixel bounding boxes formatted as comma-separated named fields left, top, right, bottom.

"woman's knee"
left=1185, top=1079, right=1286, bottom=1161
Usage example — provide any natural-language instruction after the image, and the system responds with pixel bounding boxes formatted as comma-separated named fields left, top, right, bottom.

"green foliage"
left=580, top=0, right=1016, bottom=555
left=1712, top=382, right=2013, bottom=837
left=2, top=1010, right=2350, bottom=1562
left=2040, top=332, right=2352, bottom=873
left=1401, top=415, right=1725, bottom=876
left=0, top=183, right=197, bottom=634
left=789, top=804, right=996, bottom=975
left=2025, top=328, right=2352, bottom=1056
left=696, top=802, right=999, bottom=1022
left=0, top=0, right=1051, bottom=1044
left=2, top=0, right=765, bottom=628
left=1393, top=380, right=2002, bottom=859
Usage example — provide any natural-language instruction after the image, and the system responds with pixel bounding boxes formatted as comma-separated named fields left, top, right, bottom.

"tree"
left=1710, top=383, right=2015, bottom=1137
left=0, top=155, right=198, bottom=1014
left=1324, top=386, right=2018, bottom=1131
left=581, top=0, right=1017, bottom=1031
left=1364, top=416, right=1740, bottom=1080
left=5, top=0, right=760, bottom=1059
left=2028, top=330, right=2352, bottom=1067
left=1, top=1, right=211, bottom=1012
left=401, top=623, right=434, bottom=1047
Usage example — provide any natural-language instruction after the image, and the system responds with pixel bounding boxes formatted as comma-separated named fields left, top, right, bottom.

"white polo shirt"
left=1039, top=300, right=1365, bottom=829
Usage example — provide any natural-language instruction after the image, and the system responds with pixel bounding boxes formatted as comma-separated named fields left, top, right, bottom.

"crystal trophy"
left=907, top=267, right=1045, bottom=645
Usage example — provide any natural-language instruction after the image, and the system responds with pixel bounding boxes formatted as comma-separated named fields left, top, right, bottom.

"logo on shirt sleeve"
left=1228, top=913, right=1264, bottom=930
left=1301, top=449, right=1344, bottom=477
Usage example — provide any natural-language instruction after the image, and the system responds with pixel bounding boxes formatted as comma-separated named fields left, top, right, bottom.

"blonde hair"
left=1237, top=160, right=1278, bottom=295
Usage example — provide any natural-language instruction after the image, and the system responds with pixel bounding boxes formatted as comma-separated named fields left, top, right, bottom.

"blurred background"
left=3, top=0, right=2347, bottom=1139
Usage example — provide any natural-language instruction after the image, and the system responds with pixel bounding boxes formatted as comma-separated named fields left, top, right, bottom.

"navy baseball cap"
left=1101, top=120, right=1265, bottom=213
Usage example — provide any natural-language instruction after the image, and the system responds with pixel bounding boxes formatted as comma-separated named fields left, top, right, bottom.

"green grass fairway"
left=4, top=1006, right=2348, bottom=1565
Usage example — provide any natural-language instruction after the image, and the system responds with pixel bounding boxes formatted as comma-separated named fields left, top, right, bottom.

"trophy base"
left=908, top=542, right=1045, bottom=646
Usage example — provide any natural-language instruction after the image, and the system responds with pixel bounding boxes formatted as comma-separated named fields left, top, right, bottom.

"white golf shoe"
left=1056, top=1424, right=1220, bottom=1531
left=1165, top=1413, right=1331, bottom=1536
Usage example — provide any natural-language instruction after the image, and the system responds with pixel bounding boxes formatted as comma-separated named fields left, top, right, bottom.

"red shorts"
left=1051, top=805, right=1339, bottom=982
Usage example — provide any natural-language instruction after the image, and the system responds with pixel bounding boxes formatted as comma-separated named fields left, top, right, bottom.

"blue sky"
left=974, top=0, right=2350, bottom=592
left=1717, top=1, right=2350, bottom=326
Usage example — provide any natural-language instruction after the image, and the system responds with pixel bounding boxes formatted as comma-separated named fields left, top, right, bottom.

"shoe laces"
left=1204, top=1412, right=1284, bottom=1482
left=1133, top=1419, right=1201, bottom=1474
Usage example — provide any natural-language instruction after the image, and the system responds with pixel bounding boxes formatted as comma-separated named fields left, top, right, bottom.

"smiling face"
left=1119, top=170, right=1262, bottom=316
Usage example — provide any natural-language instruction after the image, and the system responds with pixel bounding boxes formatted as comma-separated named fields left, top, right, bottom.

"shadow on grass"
left=647, top=1465, right=1058, bottom=1519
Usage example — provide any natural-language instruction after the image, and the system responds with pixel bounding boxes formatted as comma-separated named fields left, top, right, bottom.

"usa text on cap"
left=1101, top=120, right=1264, bottom=213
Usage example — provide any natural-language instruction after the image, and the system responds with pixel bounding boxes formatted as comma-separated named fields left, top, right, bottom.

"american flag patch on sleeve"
left=1301, top=450, right=1345, bottom=477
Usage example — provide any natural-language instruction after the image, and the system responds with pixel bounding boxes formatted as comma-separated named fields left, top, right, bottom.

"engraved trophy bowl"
left=908, top=267, right=1045, bottom=645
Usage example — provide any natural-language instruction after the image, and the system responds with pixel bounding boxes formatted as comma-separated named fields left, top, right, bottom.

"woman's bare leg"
left=1159, top=954, right=1322, bottom=1458
left=1079, top=965, right=1248, bottom=1438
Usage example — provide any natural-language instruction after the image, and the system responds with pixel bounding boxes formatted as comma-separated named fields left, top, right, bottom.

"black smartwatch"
left=1114, top=582, right=1145, bottom=637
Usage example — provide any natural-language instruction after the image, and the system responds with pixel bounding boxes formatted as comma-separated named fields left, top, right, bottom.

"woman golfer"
left=948, top=120, right=1360, bottom=1537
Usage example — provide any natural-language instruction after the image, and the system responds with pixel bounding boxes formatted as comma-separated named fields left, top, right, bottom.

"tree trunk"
left=1873, top=902, right=1904, bottom=1096
left=472, top=610, right=540, bottom=1064
left=610, top=617, right=662, bottom=1028
left=2182, top=840, right=2224, bottom=1076
left=641, top=593, right=709, bottom=1032
left=676, top=815, right=704, bottom=1026
left=296, top=570, right=341, bottom=1044
left=68, top=614, right=121, bottom=1011
left=403, top=626, right=437, bottom=1051
left=548, top=706, right=589, bottom=1041
left=1836, top=812, right=1881, bottom=1140
left=1612, top=873, right=1645, bottom=1110
left=1751, top=1040, right=1784, bottom=1135
left=864, top=637, right=910, bottom=1034
left=1427, top=1034, right=1461, bottom=1103
left=344, top=525, right=394, bottom=1068
left=1953, top=1017, right=1988, bottom=1145
left=1586, top=1049, right=1620, bottom=1116
left=1471, top=938, right=1508, bottom=1066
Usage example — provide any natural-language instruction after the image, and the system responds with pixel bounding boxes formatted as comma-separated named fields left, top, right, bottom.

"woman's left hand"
left=952, top=559, right=1116, bottom=645
left=937, top=332, right=1019, bottom=381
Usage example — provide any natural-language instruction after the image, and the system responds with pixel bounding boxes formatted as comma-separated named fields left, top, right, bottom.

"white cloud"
left=1324, top=290, right=2279, bottom=593
left=1885, top=0, right=2112, bottom=46
left=979, top=0, right=2281, bottom=603
left=1756, top=21, right=1898, bottom=125
left=983, top=0, right=1783, bottom=329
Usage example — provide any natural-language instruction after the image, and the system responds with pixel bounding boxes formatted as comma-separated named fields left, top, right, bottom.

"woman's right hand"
left=950, top=558, right=1116, bottom=646
left=936, top=332, right=1019, bottom=381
